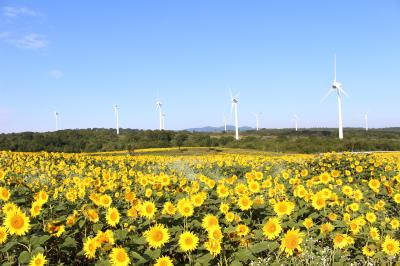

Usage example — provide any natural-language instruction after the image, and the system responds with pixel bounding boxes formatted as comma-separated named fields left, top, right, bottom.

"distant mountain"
left=184, top=125, right=254, bottom=132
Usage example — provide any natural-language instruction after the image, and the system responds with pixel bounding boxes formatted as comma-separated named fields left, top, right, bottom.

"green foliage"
left=1, top=127, right=400, bottom=153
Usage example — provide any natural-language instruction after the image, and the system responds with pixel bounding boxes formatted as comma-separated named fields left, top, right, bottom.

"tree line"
left=0, top=128, right=399, bottom=153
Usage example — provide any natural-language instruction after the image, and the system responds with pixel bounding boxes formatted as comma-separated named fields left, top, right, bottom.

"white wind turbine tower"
left=54, top=111, right=59, bottom=131
left=293, top=114, right=298, bottom=131
left=223, top=116, right=227, bottom=132
left=113, top=105, right=120, bottom=135
left=162, top=113, right=166, bottom=130
left=230, top=90, right=239, bottom=140
left=155, top=98, right=163, bottom=130
left=253, top=112, right=261, bottom=131
left=365, top=113, right=368, bottom=131
left=322, top=55, right=348, bottom=140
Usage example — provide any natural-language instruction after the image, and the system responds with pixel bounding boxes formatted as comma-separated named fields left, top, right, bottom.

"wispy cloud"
left=3, top=6, right=37, bottom=18
left=14, top=33, right=48, bottom=50
left=50, top=69, right=63, bottom=79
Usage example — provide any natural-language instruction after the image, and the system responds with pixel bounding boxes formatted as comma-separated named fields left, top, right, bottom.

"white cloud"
left=14, top=33, right=48, bottom=49
left=3, top=6, right=37, bottom=18
left=50, top=69, right=63, bottom=79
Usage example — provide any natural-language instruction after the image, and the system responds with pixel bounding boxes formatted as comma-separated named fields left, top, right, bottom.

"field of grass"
left=0, top=149, right=399, bottom=265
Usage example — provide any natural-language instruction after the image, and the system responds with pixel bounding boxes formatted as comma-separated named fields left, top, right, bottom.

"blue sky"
left=0, top=0, right=399, bottom=133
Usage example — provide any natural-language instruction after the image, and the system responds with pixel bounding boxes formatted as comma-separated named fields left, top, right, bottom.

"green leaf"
left=268, top=241, right=279, bottom=251
left=92, top=223, right=103, bottom=232
left=234, top=249, right=256, bottom=263
left=1, top=241, right=17, bottom=252
left=18, top=251, right=31, bottom=264
left=144, top=248, right=161, bottom=259
left=132, top=236, right=146, bottom=245
left=78, top=219, right=85, bottom=228
left=230, top=260, right=243, bottom=266
left=250, top=241, right=270, bottom=254
left=31, top=235, right=51, bottom=248
left=59, top=236, right=77, bottom=249
left=195, top=253, right=214, bottom=265
left=114, top=229, right=129, bottom=241
left=130, top=251, right=148, bottom=264
left=32, top=246, right=45, bottom=255
left=95, top=259, right=111, bottom=266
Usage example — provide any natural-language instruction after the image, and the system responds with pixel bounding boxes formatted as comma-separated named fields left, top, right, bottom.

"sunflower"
left=0, top=187, right=10, bottom=201
left=370, top=227, right=380, bottom=241
left=154, top=255, right=174, bottom=266
left=85, top=208, right=99, bottom=223
left=381, top=235, right=400, bottom=256
left=366, top=212, right=377, bottom=223
left=390, top=218, right=400, bottom=230
left=144, top=224, right=170, bottom=248
left=302, top=218, right=313, bottom=230
left=29, top=253, right=47, bottom=266
left=333, top=234, right=349, bottom=249
left=106, top=207, right=120, bottom=227
left=219, top=203, right=229, bottom=214
left=262, top=217, right=282, bottom=240
left=100, top=194, right=113, bottom=208
left=208, top=226, right=223, bottom=241
left=83, top=237, right=98, bottom=259
left=140, top=201, right=157, bottom=219
left=236, top=224, right=250, bottom=237
left=36, top=190, right=49, bottom=205
left=320, top=223, right=334, bottom=234
left=273, top=201, right=295, bottom=216
left=109, top=247, right=130, bottom=266
left=225, top=212, right=234, bottom=222
left=179, top=231, right=199, bottom=252
left=368, top=179, right=380, bottom=193
left=2, top=202, right=18, bottom=214
left=177, top=199, right=194, bottom=217
left=30, top=201, right=42, bottom=217
left=0, top=226, right=8, bottom=244
left=162, top=202, right=176, bottom=216
left=248, top=181, right=260, bottom=193
left=237, top=195, right=253, bottom=211
left=96, top=230, right=115, bottom=245
left=362, top=245, right=375, bottom=257
left=191, top=193, right=205, bottom=207
left=311, top=194, right=326, bottom=210
left=5, top=209, right=30, bottom=236
left=394, top=193, right=400, bottom=204
left=204, top=239, right=221, bottom=257
left=280, top=228, right=304, bottom=257
left=201, top=214, right=219, bottom=230
left=319, top=172, right=331, bottom=184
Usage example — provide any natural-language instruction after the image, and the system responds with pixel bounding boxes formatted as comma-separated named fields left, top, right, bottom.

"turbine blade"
left=321, top=89, right=333, bottom=102
left=334, top=54, right=336, bottom=82
left=340, top=87, right=349, bottom=98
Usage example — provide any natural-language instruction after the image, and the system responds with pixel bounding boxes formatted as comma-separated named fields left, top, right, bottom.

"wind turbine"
left=293, top=114, right=298, bottom=131
left=155, top=98, right=163, bottom=130
left=223, top=116, right=227, bottom=132
left=113, top=105, right=120, bottom=135
left=230, top=89, right=239, bottom=140
left=54, top=111, right=59, bottom=131
left=253, top=112, right=261, bottom=131
left=322, top=55, right=348, bottom=140
left=162, top=113, right=166, bottom=130
left=365, top=113, right=368, bottom=131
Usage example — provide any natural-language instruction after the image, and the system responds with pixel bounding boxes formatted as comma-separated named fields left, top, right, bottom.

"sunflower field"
left=0, top=150, right=400, bottom=266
